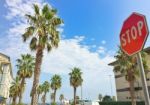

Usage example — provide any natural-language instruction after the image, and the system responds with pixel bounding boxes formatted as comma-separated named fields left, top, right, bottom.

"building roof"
left=0, top=52, right=13, bottom=78
left=0, top=53, right=10, bottom=61
left=108, top=47, right=150, bottom=66
left=144, top=47, right=150, bottom=53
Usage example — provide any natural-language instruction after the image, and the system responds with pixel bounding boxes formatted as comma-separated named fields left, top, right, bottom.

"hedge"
left=99, top=101, right=145, bottom=105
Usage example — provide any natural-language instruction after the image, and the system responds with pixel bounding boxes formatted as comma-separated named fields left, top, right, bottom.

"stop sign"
left=120, top=12, right=149, bottom=56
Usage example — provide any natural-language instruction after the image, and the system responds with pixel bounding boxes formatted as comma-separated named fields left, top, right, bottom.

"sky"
left=0, top=0, right=150, bottom=103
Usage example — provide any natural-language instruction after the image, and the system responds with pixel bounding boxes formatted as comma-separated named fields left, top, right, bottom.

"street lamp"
left=109, top=75, right=113, bottom=97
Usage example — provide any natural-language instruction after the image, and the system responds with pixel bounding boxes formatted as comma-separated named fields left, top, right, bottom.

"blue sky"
left=0, top=0, right=150, bottom=103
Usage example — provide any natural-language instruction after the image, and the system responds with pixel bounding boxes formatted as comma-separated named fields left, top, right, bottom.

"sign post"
left=137, top=53, right=150, bottom=105
left=120, top=12, right=150, bottom=105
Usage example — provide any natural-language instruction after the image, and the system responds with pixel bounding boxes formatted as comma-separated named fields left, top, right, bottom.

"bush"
left=99, top=101, right=145, bottom=105
left=17, top=103, right=25, bottom=105
left=51, top=102, right=56, bottom=105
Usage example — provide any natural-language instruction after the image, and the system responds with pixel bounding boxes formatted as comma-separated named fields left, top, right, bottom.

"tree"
left=23, top=3, right=63, bottom=105
left=112, top=96, right=116, bottom=101
left=69, top=67, right=83, bottom=105
left=51, top=75, right=62, bottom=103
left=75, top=96, right=80, bottom=104
left=98, top=94, right=103, bottom=101
left=42, top=81, right=50, bottom=105
left=114, top=49, right=149, bottom=105
left=50, top=93, right=55, bottom=103
left=16, top=54, right=35, bottom=104
left=10, top=76, right=21, bottom=105
left=37, top=85, right=43, bottom=103
left=59, top=94, right=64, bottom=105
left=102, top=95, right=112, bottom=102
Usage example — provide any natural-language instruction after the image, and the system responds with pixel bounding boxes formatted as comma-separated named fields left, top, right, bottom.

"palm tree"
left=10, top=76, right=21, bottom=105
left=50, top=93, right=55, bottom=103
left=51, top=75, right=62, bottom=103
left=114, top=49, right=149, bottom=105
left=69, top=67, right=83, bottom=105
left=42, top=81, right=50, bottom=105
left=9, top=92, right=13, bottom=104
left=59, top=94, right=64, bottom=105
left=37, top=84, right=43, bottom=103
left=22, top=4, right=63, bottom=105
left=16, top=54, right=35, bottom=104
left=98, top=94, right=103, bottom=101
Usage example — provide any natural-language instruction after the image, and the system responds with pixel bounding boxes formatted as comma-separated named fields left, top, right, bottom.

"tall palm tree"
left=114, top=49, right=149, bottom=105
left=42, top=81, right=50, bottom=105
left=16, top=54, right=35, bottom=104
left=9, top=92, right=13, bottom=104
left=69, top=67, right=83, bottom=105
left=51, top=75, right=62, bottom=103
left=37, top=84, right=43, bottom=103
left=22, top=4, right=63, bottom=105
left=10, top=76, right=21, bottom=105
left=59, top=94, right=64, bottom=105
left=50, top=93, right=55, bottom=103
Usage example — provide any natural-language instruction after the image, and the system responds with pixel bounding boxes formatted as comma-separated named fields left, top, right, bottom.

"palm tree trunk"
left=12, top=96, right=17, bottom=105
left=74, top=87, right=76, bottom=105
left=42, top=93, right=47, bottom=105
left=128, top=70, right=136, bottom=105
left=129, top=80, right=136, bottom=105
left=19, top=78, right=25, bottom=104
left=31, top=48, right=43, bottom=105
left=54, top=89, right=57, bottom=103
left=9, top=97, right=12, bottom=104
left=37, top=94, right=40, bottom=103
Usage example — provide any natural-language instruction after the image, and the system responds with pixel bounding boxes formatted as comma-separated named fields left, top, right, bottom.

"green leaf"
left=33, top=4, right=40, bottom=15
left=42, top=4, right=49, bottom=15
left=30, top=37, right=37, bottom=50
left=47, top=42, right=52, bottom=52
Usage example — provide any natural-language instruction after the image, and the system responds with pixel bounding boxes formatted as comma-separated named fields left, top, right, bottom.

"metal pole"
left=137, top=52, right=150, bottom=105
left=81, top=85, right=83, bottom=105
left=81, top=85, right=83, bottom=100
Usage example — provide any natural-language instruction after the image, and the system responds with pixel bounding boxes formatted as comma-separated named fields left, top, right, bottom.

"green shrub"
left=17, top=103, right=25, bottom=105
left=51, top=102, right=56, bottom=105
left=99, top=101, right=145, bottom=105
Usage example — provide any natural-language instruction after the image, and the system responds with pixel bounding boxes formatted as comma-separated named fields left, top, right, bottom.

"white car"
left=79, top=100, right=99, bottom=105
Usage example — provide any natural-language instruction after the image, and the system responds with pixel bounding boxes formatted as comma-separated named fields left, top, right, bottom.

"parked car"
left=78, top=100, right=99, bottom=105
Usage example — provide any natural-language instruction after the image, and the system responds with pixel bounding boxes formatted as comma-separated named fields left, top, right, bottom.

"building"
left=109, top=47, right=150, bottom=101
left=0, top=53, right=13, bottom=99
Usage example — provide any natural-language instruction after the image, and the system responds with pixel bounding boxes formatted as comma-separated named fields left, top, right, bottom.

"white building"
left=0, top=53, right=13, bottom=99
left=109, top=47, right=150, bottom=101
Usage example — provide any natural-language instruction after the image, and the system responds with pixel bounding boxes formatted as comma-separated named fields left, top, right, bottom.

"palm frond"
left=30, top=37, right=37, bottom=50
left=46, top=42, right=52, bottom=52
left=42, top=4, right=49, bottom=15
left=51, top=18, right=63, bottom=26
left=22, top=26, right=35, bottom=42
left=33, top=4, right=40, bottom=15
left=25, top=14, right=37, bottom=25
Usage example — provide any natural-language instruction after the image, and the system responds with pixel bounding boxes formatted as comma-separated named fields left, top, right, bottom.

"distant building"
left=0, top=53, right=13, bottom=99
left=109, top=47, right=150, bottom=101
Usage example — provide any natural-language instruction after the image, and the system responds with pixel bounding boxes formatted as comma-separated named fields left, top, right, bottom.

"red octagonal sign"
left=120, top=12, right=149, bottom=56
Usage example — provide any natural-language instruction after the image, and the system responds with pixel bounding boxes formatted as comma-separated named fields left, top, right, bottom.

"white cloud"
left=1, top=0, right=116, bottom=103
left=42, top=38, right=114, bottom=74
left=97, top=46, right=105, bottom=54
left=5, top=0, right=43, bottom=20
left=91, top=45, right=96, bottom=48
left=101, top=40, right=106, bottom=44
left=42, top=37, right=115, bottom=100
